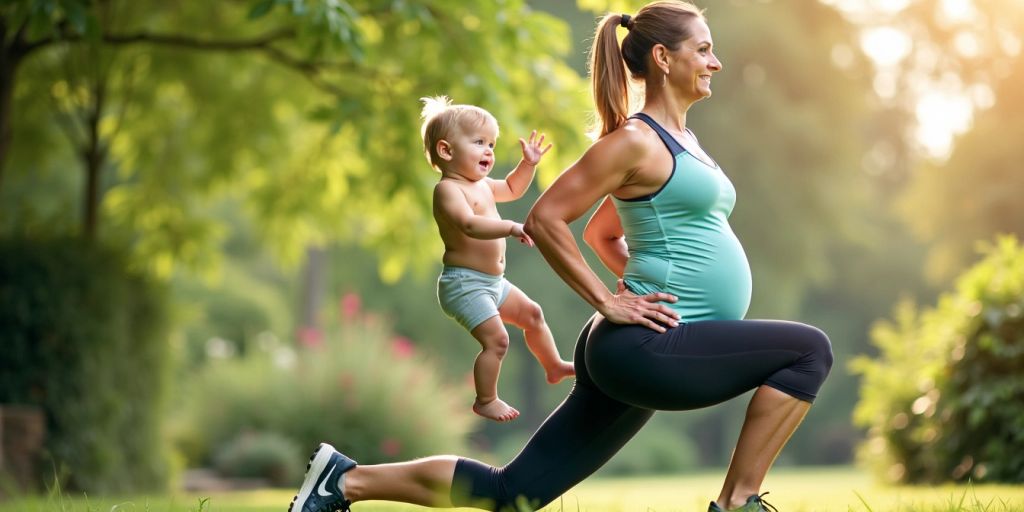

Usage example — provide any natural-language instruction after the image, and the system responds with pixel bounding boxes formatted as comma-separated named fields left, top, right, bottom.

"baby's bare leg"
left=469, top=316, right=519, bottom=422
left=499, top=286, right=575, bottom=384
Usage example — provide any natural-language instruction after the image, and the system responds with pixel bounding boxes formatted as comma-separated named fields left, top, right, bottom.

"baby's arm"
left=434, top=181, right=532, bottom=244
left=491, top=130, right=552, bottom=203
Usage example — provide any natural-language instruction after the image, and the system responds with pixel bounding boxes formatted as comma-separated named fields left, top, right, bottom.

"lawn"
left=3, top=467, right=1022, bottom=512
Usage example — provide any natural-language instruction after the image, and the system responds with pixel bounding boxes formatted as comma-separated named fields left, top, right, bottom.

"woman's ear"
left=651, top=44, right=672, bottom=74
left=437, top=140, right=453, bottom=161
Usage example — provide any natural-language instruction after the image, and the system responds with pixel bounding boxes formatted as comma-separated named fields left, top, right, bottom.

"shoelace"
left=325, top=499, right=352, bottom=512
left=754, top=492, right=779, bottom=512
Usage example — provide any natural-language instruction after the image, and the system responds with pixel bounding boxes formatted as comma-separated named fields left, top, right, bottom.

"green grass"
left=2, top=467, right=1022, bottom=512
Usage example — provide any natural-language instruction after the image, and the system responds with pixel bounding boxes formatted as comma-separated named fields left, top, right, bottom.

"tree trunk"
left=0, top=20, right=27, bottom=193
left=82, top=80, right=107, bottom=240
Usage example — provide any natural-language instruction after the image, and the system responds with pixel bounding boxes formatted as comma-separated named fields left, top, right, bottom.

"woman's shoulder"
left=590, top=118, right=660, bottom=158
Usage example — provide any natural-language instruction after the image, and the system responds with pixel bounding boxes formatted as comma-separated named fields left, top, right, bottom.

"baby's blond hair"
left=420, top=96, right=499, bottom=171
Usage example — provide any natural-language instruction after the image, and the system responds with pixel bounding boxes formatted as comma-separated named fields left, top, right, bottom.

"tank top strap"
left=630, top=113, right=685, bottom=157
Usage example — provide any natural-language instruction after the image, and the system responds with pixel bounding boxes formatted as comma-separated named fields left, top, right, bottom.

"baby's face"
left=443, top=120, right=498, bottom=180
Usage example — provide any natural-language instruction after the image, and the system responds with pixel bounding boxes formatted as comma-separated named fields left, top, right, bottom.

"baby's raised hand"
left=519, top=130, right=553, bottom=166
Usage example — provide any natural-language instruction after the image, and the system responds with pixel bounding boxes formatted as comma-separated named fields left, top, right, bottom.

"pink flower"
left=340, top=292, right=362, bottom=320
left=392, top=336, right=415, bottom=358
left=297, top=327, right=323, bottom=348
left=379, top=438, right=402, bottom=457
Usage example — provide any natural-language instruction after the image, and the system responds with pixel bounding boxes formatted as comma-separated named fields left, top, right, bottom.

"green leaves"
left=247, top=0, right=276, bottom=20
left=854, top=235, right=1024, bottom=483
left=4, top=0, right=589, bottom=280
left=3, top=0, right=95, bottom=41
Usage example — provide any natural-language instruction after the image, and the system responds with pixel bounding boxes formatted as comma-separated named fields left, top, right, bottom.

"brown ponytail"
left=587, top=1, right=706, bottom=138
left=589, top=14, right=630, bottom=138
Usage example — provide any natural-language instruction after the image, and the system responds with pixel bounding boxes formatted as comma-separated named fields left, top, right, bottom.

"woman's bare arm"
left=525, top=127, right=679, bottom=332
left=583, top=196, right=628, bottom=278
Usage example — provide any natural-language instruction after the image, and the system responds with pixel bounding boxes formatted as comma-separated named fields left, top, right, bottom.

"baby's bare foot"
left=545, top=361, right=576, bottom=384
left=473, top=398, right=520, bottom=422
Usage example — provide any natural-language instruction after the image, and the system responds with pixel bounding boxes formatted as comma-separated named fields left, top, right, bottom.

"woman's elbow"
left=524, top=207, right=553, bottom=240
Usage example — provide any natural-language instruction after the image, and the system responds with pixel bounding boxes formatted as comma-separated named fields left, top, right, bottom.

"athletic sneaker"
left=707, top=492, right=778, bottom=512
left=289, top=443, right=358, bottom=512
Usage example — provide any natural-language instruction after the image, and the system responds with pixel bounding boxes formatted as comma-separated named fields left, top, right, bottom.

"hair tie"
left=620, top=14, right=632, bottom=29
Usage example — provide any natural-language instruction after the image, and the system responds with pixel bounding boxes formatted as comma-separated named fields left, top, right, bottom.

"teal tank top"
left=612, top=113, right=752, bottom=321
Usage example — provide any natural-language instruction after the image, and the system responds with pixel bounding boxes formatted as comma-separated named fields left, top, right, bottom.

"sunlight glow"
left=953, top=31, right=980, bottom=57
left=969, top=83, right=995, bottom=110
left=915, top=92, right=973, bottom=159
left=833, top=0, right=993, bottom=160
left=940, top=0, right=976, bottom=23
left=997, top=28, right=1021, bottom=56
left=872, top=71, right=898, bottom=99
left=860, top=27, right=912, bottom=67
left=831, top=43, right=855, bottom=69
left=821, top=0, right=910, bottom=17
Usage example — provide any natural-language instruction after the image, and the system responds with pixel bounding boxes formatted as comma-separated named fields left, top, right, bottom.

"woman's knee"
left=801, top=324, right=833, bottom=377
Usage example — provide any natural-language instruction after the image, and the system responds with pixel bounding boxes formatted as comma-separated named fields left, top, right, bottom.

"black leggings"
left=451, top=315, right=833, bottom=511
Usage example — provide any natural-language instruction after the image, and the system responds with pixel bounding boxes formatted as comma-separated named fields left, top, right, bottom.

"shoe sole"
left=289, top=443, right=333, bottom=512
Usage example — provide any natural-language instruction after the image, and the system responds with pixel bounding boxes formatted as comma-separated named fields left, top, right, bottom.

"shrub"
left=211, top=431, right=302, bottom=486
left=176, top=298, right=477, bottom=471
left=0, top=237, right=172, bottom=493
left=852, top=235, right=1024, bottom=483
left=595, top=417, right=698, bottom=476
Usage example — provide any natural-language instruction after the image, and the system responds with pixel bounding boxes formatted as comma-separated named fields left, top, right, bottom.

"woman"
left=289, top=2, right=832, bottom=512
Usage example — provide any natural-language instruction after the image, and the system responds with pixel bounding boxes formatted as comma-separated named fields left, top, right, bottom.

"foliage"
left=595, top=416, right=698, bottom=476
left=211, top=431, right=303, bottom=487
left=853, top=236, right=1024, bottom=483
left=173, top=294, right=477, bottom=470
left=1, top=0, right=591, bottom=280
left=0, top=236, right=172, bottom=493
left=899, top=53, right=1024, bottom=282
left=837, top=0, right=1024, bottom=282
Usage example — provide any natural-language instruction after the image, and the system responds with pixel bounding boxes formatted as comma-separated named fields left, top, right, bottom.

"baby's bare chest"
left=462, top=187, right=500, bottom=216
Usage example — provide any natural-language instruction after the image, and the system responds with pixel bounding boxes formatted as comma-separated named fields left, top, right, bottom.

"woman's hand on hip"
left=598, top=279, right=680, bottom=333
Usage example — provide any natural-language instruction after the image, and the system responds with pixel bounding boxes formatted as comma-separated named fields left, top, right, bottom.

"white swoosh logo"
left=317, top=464, right=337, bottom=497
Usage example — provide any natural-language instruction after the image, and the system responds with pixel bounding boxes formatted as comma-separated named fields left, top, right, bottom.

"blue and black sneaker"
left=708, top=492, right=779, bottom=512
left=289, top=443, right=358, bottom=512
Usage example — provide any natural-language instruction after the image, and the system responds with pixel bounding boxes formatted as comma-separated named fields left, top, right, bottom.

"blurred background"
left=2, top=0, right=1022, bottom=496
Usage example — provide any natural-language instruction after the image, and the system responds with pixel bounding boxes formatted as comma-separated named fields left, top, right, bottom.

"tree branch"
left=102, top=27, right=298, bottom=51
left=23, top=26, right=296, bottom=56
left=24, top=27, right=351, bottom=96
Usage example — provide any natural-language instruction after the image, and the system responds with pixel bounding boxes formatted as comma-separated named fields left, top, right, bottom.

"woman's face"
left=667, top=18, right=723, bottom=101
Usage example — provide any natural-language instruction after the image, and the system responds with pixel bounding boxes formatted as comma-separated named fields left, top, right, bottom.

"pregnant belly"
left=624, top=238, right=751, bottom=321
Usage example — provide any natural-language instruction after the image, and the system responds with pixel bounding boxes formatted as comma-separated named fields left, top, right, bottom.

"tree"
left=853, top=236, right=1024, bottom=483
left=1, top=0, right=590, bottom=278
left=835, top=0, right=1024, bottom=281
left=899, top=52, right=1024, bottom=281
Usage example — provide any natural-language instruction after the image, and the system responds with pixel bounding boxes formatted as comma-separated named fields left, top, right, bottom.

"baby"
left=420, top=96, right=575, bottom=422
